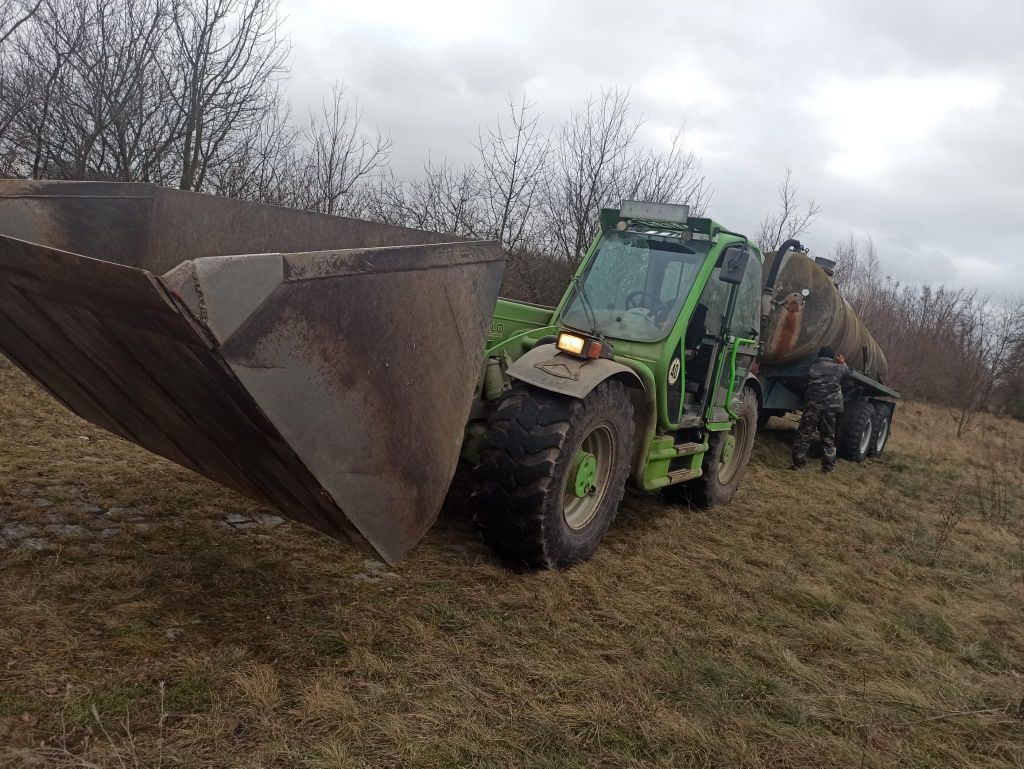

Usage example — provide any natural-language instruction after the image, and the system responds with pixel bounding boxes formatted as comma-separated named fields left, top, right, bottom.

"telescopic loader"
left=0, top=182, right=896, bottom=568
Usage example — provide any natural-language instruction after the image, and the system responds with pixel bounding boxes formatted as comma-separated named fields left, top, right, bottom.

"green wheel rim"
left=571, top=451, right=598, bottom=498
left=718, top=415, right=747, bottom=485
left=721, top=434, right=736, bottom=466
left=562, top=424, right=615, bottom=531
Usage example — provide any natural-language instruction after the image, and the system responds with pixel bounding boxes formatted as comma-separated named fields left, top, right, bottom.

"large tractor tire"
left=475, top=380, right=634, bottom=569
left=838, top=399, right=874, bottom=462
left=665, top=386, right=759, bottom=508
left=868, top=403, right=892, bottom=458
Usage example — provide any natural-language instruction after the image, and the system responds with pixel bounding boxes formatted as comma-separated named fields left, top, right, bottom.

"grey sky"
left=278, top=0, right=1024, bottom=292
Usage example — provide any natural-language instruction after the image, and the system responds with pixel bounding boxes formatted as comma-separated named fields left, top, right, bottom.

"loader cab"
left=555, top=203, right=763, bottom=429
left=559, top=228, right=711, bottom=342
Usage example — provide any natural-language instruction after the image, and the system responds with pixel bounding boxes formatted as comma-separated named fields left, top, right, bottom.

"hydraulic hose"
left=764, top=238, right=803, bottom=293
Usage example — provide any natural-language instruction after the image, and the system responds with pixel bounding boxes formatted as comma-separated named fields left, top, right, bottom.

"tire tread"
left=475, top=381, right=632, bottom=568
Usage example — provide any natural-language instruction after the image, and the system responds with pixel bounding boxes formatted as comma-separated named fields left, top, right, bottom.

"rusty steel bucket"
left=0, top=181, right=505, bottom=564
left=761, top=249, right=888, bottom=382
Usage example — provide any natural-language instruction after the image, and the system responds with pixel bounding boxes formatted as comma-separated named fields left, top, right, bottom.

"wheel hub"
left=721, top=433, right=737, bottom=466
left=571, top=451, right=598, bottom=498
left=717, top=414, right=748, bottom=485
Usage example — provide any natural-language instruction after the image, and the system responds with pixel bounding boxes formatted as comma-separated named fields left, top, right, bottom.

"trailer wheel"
left=665, top=386, right=758, bottom=508
left=868, top=404, right=891, bottom=458
left=838, top=400, right=874, bottom=462
left=475, top=380, right=634, bottom=569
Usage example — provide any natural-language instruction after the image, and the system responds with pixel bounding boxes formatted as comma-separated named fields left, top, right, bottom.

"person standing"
left=792, top=347, right=849, bottom=473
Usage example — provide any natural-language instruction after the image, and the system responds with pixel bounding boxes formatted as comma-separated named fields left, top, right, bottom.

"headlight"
left=557, top=332, right=604, bottom=359
left=557, top=333, right=586, bottom=356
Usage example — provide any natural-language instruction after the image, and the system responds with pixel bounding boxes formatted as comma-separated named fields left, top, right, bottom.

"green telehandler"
left=462, top=200, right=763, bottom=567
left=0, top=184, right=782, bottom=569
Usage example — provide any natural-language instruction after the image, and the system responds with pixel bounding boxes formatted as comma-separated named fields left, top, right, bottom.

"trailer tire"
left=665, top=386, right=758, bottom=508
left=868, top=404, right=891, bottom=458
left=475, top=380, right=634, bottom=569
left=838, top=400, right=874, bottom=462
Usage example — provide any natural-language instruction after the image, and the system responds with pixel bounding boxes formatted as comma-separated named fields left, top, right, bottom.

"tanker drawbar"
left=0, top=181, right=505, bottom=564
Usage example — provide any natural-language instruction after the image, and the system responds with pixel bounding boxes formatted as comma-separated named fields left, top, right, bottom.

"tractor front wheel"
left=665, top=386, right=759, bottom=508
left=475, top=380, right=634, bottom=569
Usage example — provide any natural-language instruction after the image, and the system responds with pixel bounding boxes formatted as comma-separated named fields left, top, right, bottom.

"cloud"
left=278, top=0, right=1024, bottom=292
left=810, top=74, right=1001, bottom=179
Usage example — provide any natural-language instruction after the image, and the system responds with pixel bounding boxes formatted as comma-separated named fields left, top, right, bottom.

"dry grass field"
left=1, top=354, right=1023, bottom=768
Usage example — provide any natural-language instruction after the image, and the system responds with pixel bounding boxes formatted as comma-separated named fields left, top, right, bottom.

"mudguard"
left=505, top=343, right=644, bottom=399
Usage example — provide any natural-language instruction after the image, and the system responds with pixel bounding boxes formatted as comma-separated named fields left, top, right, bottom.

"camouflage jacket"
left=804, top=356, right=849, bottom=411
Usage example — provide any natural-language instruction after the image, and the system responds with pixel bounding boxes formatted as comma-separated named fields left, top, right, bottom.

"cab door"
left=703, top=246, right=762, bottom=424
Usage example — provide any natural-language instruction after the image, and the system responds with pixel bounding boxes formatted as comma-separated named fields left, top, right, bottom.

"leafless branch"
left=756, top=168, right=821, bottom=253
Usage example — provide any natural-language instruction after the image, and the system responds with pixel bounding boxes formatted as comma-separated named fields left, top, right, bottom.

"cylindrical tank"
left=760, top=249, right=888, bottom=382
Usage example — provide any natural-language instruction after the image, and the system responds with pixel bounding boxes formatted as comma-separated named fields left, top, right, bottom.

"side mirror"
left=719, top=247, right=749, bottom=285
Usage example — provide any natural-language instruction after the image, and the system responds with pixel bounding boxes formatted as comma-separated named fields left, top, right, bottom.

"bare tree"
left=403, top=157, right=482, bottom=236
left=206, top=88, right=300, bottom=204
left=0, top=0, right=42, bottom=47
left=58, top=0, right=168, bottom=180
left=474, top=93, right=550, bottom=253
left=0, top=0, right=87, bottom=178
left=541, top=88, right=711, bottom=267
left=355, top=170, right=411, bottom=226
left=620, top=126, right=712, bottom=216
left=299, top=83, right=392, bottom=216
left=541, top=88, right=640, bottom=266
left=756, top=168, right=821, bottom=253
left=2, top=0, right=293, bottom=186
left=169, top=0, right=289, bottom=191
left=952, top=299, right=1023, bottom=437
left=3, top=0, right=179, bottom=182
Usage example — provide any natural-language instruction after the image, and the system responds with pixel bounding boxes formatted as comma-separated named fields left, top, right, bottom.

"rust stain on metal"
left=770, top=292, right=805, bottom=358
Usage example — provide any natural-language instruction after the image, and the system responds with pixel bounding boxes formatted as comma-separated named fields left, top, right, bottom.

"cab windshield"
left=561, top=229, right=710, bottom=343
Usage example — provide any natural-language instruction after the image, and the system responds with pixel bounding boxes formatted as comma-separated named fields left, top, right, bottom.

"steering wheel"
left=624, top=290, right=663, bottom=312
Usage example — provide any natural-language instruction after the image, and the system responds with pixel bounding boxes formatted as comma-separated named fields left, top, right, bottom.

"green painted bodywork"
left=468, top=206, right=764, bottom=493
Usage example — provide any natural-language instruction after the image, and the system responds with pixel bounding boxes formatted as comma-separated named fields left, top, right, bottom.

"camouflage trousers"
left=792, top=403, right=839, bottom=469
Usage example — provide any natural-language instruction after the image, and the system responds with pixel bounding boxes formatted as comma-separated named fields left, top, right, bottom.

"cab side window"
left=734, top=251, right=762, bottom=338
left=696, top=266, right=729, bottom=337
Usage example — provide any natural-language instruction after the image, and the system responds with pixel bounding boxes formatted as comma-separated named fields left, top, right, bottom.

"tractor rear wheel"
left=665, top=386, right=758, bottom=508
left=868, top=403, right=891, bottom=458
left=838, top=399, right=874, bottom=462
left=475, top=380, right=634, bottom=569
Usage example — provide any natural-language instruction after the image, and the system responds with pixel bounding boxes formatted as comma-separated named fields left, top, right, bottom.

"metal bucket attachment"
left=0, top=181, right=505, bottom=564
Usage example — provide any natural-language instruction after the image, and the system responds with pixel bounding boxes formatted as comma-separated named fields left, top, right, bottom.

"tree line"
left=0, top=0, right=709, bottom=305
left=832, top=236, right=1024, bottom=431
left=2, top=0, right=1021, bottom=425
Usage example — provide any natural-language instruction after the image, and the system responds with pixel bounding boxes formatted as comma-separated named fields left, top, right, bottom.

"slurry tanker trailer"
left=0, top=182, right=896, bottom=568
left=756, top=240, right=898, bottom=460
